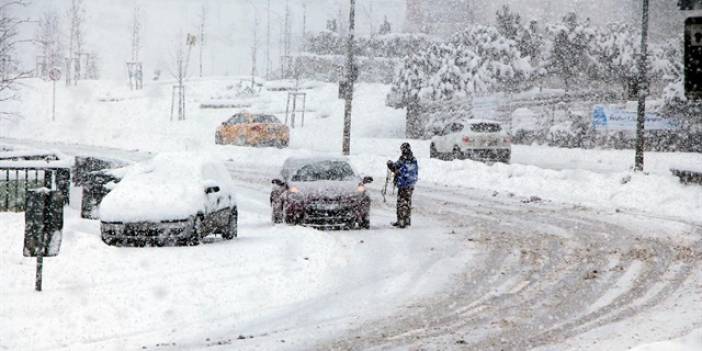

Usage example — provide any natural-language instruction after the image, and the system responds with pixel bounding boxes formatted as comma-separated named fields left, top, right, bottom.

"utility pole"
left=342, top=0, right=355, bottom=155
left=634, top=0, right=649, bottom=172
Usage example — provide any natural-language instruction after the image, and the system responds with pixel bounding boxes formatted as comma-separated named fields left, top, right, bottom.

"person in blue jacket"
left=387, top=142, right=418, bottom=228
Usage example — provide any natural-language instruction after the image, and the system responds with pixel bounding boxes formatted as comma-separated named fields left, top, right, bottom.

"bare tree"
left=0, top=1, right=32, bottom=112
left=265, top=0, right=271, bottom=79
left=251, top=12, right=258, bottom=88
left=127, top=6, right=143, bottom=90
left=168, top=33, right=196, bottom=121
left=130, top=6, right=141, bottom=62
left=34, top=9, right=63, bottom=79
left=85, top=51, right=99, bottom=79
left=66, top=0, right=85, bottom=85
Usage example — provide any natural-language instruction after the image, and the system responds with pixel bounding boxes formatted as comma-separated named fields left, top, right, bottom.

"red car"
left=270, top=157, right=373, bottom=230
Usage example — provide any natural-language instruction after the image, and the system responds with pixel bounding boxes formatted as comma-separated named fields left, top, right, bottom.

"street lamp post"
left=634, top=0, right=650, bottom=172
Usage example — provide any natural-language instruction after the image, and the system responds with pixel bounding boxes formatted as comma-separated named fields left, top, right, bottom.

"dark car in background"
left=270, top=157, right=373, bottom=230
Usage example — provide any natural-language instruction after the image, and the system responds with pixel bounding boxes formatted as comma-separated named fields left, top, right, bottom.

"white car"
left=430, top=120, right=511, bottom=163
left=99, top=153, right=238, bottom=246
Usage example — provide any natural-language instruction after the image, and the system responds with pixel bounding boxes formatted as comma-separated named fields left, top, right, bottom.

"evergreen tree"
left=495, top=5, right=521, bottom=41
left=450, top=25, right=533, bottom=93
left=544, top=13, right=595, bottom=94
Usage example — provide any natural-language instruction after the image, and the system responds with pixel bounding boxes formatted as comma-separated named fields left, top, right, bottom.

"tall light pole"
left=342, top=0, right=356, bottom=155
left=634, top=0, right=649, bottom=171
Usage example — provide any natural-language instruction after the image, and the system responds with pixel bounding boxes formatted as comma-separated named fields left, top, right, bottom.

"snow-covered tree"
left=495, top=5, right=521, bottom=41
left=590, top=23, right=638, bottom=97
left=450, top=25, right=533, bottom=93
left=388, top=53, right=426, bottom=108
left=658, top=41, right=697, bottom=126
left=544, top=13, right=595, bottom=94
left=390, top=24, right=534, bottom=106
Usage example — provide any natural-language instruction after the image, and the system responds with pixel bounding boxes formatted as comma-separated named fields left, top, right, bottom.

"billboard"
left=592, top=105, right=678, bottom=131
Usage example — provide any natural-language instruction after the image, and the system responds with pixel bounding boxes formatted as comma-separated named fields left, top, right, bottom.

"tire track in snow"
left=321, top=185, right=702, bottom=350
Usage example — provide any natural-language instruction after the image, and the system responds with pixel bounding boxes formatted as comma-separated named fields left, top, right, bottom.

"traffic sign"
left=48, top=67, right=61, bottom=81
left=685, top=17, right=702, bottom=100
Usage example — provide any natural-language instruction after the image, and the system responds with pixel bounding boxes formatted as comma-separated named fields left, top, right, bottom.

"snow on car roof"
left=99, top=152, right=235, bottom=223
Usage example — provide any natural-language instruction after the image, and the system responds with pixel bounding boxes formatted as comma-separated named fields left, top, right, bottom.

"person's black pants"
left=397, top=187, right=414, bottom=226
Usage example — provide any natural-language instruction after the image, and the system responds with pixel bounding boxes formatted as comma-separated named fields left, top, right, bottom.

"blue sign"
left=592, top=105, right=678, bottom=131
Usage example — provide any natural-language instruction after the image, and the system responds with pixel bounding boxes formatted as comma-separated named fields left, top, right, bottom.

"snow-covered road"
left=1, top=140, right=701, bottom=351
left=321, top=185, right=702, bottom=350
left=0, top=143, right=476, bottom=351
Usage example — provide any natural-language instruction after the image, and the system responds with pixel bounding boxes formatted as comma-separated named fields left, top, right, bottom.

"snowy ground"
left=1, top=77, right=701, bottom=350
left=1, top=168, right=476, bottom=351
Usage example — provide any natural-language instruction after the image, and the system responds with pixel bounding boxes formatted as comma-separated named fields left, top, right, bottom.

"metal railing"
left=0, top=167, right=70, bottom=212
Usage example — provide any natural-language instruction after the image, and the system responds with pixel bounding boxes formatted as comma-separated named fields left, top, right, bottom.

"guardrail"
left=0, top=167, right=70, bottom=212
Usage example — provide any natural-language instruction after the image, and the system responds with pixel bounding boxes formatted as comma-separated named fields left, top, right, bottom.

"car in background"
left=270, top=157, right=373, bottom=230
left=215, top=112, right=289, bottom=148
left=430, top=119, right=511, bottom=163
left=99, top=153, right=238, bottom=247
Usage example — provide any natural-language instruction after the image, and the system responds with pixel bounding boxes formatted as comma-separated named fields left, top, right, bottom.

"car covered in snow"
left=215, top=112, right=289, bottom=148
left=270, top=157, right=373, bottom=229
left=429, top=119, right=511, bottom=163
left=99, top=153, right=238, bottom=246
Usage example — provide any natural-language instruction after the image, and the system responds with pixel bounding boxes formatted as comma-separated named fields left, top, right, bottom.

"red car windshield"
left=291, top=161, right=356, bottom=182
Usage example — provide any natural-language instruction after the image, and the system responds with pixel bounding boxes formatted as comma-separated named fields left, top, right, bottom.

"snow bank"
left=631, top=329, right=702, bottom=351
left=347, top=154, right=702, bottom=223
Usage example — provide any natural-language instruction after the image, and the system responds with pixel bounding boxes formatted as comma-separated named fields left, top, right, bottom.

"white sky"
left=13, top=0, right=687, bottom=81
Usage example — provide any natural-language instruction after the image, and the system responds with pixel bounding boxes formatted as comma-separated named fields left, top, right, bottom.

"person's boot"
left=395, top=219, right=407, bottom=228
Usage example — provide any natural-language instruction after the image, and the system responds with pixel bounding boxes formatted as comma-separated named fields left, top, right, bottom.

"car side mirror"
left=205, top=186, right=220, bottom=194
left=272, top=179, right=285, bottom=187
left=362, top=176, right=374, bottom=184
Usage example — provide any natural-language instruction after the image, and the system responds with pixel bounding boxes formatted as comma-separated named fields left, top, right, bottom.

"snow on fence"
left=0, top=167, right=70, bottom=212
